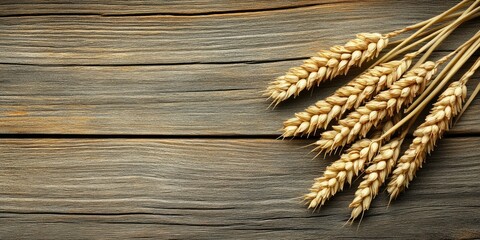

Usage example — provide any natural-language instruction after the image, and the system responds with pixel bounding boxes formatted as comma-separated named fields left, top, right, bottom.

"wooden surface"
left=1, top=1, right=479, bottom=239
left=1, top=138, right=479, bottom=239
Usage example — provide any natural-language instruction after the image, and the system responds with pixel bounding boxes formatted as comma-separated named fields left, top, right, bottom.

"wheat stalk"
left=374, top=32, right=480, bottom=142
left=387, top=62, right=477, bottom=200
left=265, top=33, right=388, bottom=106
left=285, top=8, right=479, bottom=138
left=261, top=0, right=479, bottom=220
left=265, top=2, right=475, bottom=107
left=304, top=119, right=397, bottom=210
left=372, top=0, right=474, bottom=65
left=282, top=55, right=413, bottom=137
left=348, top=136, right=404, bottom=221
left=314, top=61, right=438, bottom=153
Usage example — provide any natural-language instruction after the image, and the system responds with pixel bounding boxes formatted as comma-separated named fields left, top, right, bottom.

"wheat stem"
left=389, top=11, right=480, bottom=46
left=380, top=34, right=480, bottom=140
left=384, top=0, right=473, bottom=38
left=392, top=26, right=446, bottom=55
left=413, top=5, right=480, bottom=68
left=408, top=31, right=480, bottom=112
left=454, top=58, right=480, bottom=124
left=377, top=0, right=474, bottom=64
left=455, top=81, right=480, bottom=123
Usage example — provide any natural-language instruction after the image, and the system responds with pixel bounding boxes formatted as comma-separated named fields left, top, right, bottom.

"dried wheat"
left=314, top=61, right=437, bottom=153
left=387, top=80, right=467, bottom=200
left=282, top=55, right=413, bottom=137
left=304, top=119, right=397, bottom=210
left=266, top=33, right=388, bottom=106
left=304, top=138, right=380, bottom=209
left=349, top=137, right=403, bottom=221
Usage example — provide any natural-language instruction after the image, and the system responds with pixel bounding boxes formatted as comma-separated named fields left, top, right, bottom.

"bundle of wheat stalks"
left=265, top=0, right=480, bottom=222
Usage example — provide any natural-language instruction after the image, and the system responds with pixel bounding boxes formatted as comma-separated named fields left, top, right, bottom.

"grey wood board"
left=1, top=1, right=478, bottom=135
left=0, top=2, right=476, bottom=65
left=1, top=61, right=479, bottom=135
left=0, top=1, right=362, bottom=16
left=1, top=1, right=479, bottom=238
left=0, top=137, right=479, bottom=239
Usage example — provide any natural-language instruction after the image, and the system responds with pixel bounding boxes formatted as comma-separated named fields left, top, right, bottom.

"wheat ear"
left=266, top=3, right=473, bottom=107
left=387, top=34, right=480, bottom=197
left=265, top=33, right=388, bottom=106
left=348, top=136, right=404, bottom=221
left=304, top=138, right=380, bottom=210
left=387, top=77, right=469, bottom=200
left=314, top=61, right=437, bottom=153
left=303, top=119, right=397, bottom=210
left=282, top=55, right=413, bottom=137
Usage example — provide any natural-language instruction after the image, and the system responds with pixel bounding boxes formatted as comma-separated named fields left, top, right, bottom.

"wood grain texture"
left=0, top=1, right=478, bottom=135
left=0, top=0, right=353, bottom=16
left=1, top=138, right=479, bottom=239
left=0, top=1, right=474, bottom=66
left=1, top=61, right=479, bottom=135
left=1, top=1, right=479, bottom=239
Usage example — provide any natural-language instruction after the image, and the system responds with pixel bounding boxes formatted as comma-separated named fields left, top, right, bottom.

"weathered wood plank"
left=0, top=0, right=350, bottom=16
left=1, top=1, right=478, bottom=135
left=1, top=61, right=478, bottom=135
left=1, top=137, right=479, bottom=239
left=1, top=1, right=478, bottom=239
left=0, top=1, right=476, bottom=65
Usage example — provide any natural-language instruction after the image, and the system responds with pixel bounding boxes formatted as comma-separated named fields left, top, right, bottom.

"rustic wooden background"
left=1, top=1, right=479, bottom=239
